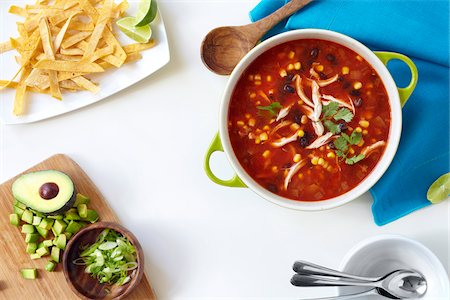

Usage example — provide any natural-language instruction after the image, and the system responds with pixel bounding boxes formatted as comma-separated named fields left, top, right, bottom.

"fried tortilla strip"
left=123, top=39, right=155, bottom=54
left=76, top=0, right=99, bottom=21
left=24, top=13, right=43, bottom=32
left=112, top=0, right=129, bottom=18
left=71, top=76, right=99, bottom=93
left=102, top=28, right=127, bottom=66
left=25, top=68, right=48, bottom=88
left=98, top=52, right=142, bottom=70
left=34, top=59, right=104, bottom=73
left=56, top=54, right=83, bottom=61
left=83, top=0, right=113, bottom=59
left=26, top=5, right=65, bottom=14
left=0, top=80, right=50, bottom=94
left=39, top=17, right=62, bottom=100
left=14, top=67, right=32, bottom=116
left=60, top=79, right=84, bottom=90
left=8, top=5, right=27, bottom=17
left=69, top=21, right=95, bottom=31
left=61, top=31, right=91, bottom=49
left=49, top=9, right=82, bottom=26
left=88, top=45, right=114, bottom=62
left=76, top=0, right=126, bottom=66
left=54, top=13, right=78, bottom=51
left=60, top=48, right=84, bottom=55
left=0, top=41, right=13, bottom=54
left=17, top=23, right=29, bottom=39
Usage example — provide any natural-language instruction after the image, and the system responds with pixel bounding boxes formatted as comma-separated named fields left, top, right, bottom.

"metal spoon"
left=295, top=287, right=398, bottom=300
left=292, top=261, right=427, bottom=298
left=200, top=0, right=312, bottom=75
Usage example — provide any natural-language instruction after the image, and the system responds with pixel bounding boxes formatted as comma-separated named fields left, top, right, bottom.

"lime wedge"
left=116, top=17, right=152, bottom=43
left=134, top=0, right=158, bottom=27
left=427, top=173, right=450, bottom=203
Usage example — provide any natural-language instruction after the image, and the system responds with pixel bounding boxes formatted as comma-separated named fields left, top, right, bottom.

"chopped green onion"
left=74, top=229, right=138, bottom=286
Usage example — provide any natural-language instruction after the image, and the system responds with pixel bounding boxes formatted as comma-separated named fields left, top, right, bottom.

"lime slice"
left=116, top=17, right=152, bottom=43
left=134, top=0, right=158, bottom=27
left=427, top=173, right=450, bottom=203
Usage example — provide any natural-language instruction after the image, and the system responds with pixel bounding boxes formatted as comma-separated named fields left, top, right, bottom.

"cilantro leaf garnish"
left=349, top=131, right=362, bottom=145
left=322, top=102, right=339, bottom=118
left=333, top=108, right=354, bottom=122
left=257, top=102, right=282, bottom=116
left=333, top=131, right=364, bottom=165
left=345, top=154, right=365, bottom=165
left=324, top=120, right=340, bottom=134
left=334, top=136, right=349, bottom=152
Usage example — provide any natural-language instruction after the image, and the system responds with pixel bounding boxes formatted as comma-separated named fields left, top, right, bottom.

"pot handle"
left=374, top=51, right=418, bottom=107
left=204, top=133, right=247, bottom=188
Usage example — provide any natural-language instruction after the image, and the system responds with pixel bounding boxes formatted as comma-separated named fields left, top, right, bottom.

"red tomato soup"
left=228, top=39, right=391, bottom=201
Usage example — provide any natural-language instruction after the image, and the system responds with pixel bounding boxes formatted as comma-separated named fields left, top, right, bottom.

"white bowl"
left=205, top=29, right=418, bottom=211
left=339, top=235, right=450, bottom=299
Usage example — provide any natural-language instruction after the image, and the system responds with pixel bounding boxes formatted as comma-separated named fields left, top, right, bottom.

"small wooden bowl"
left=63, top=222, right=144, bottom=300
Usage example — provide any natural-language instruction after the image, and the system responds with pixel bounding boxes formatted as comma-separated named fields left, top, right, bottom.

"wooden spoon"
left=201, top=0, right=312, bottom=75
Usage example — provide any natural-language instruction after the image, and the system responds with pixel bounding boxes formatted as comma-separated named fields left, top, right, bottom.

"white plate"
left=0, top=1, right=170, bottom=124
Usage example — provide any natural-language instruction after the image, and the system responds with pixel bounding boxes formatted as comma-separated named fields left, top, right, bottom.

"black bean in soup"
left=326, top=53, right=336, bottom=63
left=318, top=72, right=327, bottom=80
left=299, top=136, right=309, bottom=148
left=350, top=89, right=361, bottom=96
left=283, top=84, right=295, bottom=94
left=292, top=109, right=302, bottom=124
left=310, top=48, right=319, bottom=58
left=267, top=183, right=278, bottom=194
left=338, top=123, right=348, bottom=132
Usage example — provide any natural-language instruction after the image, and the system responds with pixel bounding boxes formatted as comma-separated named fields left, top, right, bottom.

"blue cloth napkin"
left=250, top=0, right=450, bottom=225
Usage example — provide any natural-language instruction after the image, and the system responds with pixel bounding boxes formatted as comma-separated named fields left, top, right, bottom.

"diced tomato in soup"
left=228, top=39, right=390, bottom=201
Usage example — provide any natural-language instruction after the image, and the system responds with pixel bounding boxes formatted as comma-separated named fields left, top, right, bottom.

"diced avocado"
left=51, top=246, right=60, bottom=263
left=45, top=261, right=56, bottom=272
left=65, top=232, right=73, bottom=240
left=55, top=234, right=67, bottom=250
left=38, top=218, right=54, bottom=230
left=14, top=199, right=27, bottom=209
left=77, top=204, right=88, bottom=219
left=47, top=214, right=63, bottom=220
left=36, top=226, right=49, bottom=238
left=84, top=209, right=99, bottom=223
left=25, top=233, right=40, bottom=243
left=30, top=209, right=44, bottom=218
left=53, top=219, right=67, bottom=235
left=10, top=213, right=20, bottom=226
left=64, top=208, right=80, bottom=221
left=66, top=220, right=82, bottom=234
left=43, top=240, right=53, bottom=247
left=78, top=221, right=88, bottom=228
left=30, top=253, right=41, bottom=260
left=36, top=246, right=49, bottom=257
left=32, top=216, right=42, bottom=226
left=20, top=268, right=37, bottom=279
left=26, top=243, right=37, bottom=254
left=13, top=205, right=25, bottom=217
left=73, top=193, right=90, bottom=207
left=21, top=209, right=33, bottom=224
left=21, top=224, right=35, bottom=234
left=12, top=170, right=76, bottom=215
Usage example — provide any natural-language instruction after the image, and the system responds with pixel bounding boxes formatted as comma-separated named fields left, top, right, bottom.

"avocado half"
left=12, top=170, right=76, bottom=215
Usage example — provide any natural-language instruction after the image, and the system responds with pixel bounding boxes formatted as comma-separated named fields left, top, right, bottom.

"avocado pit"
left=39, top=182, right=59, bottom=200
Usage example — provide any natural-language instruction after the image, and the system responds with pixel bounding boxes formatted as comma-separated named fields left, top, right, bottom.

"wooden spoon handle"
left=251, top=0, right=313, bottom=37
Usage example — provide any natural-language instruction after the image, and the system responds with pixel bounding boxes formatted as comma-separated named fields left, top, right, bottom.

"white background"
left=1, top=1, right=448, bottom=299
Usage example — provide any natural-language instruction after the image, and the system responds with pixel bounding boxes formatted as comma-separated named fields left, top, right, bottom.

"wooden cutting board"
left=0, top=154, right=157, bottom=299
